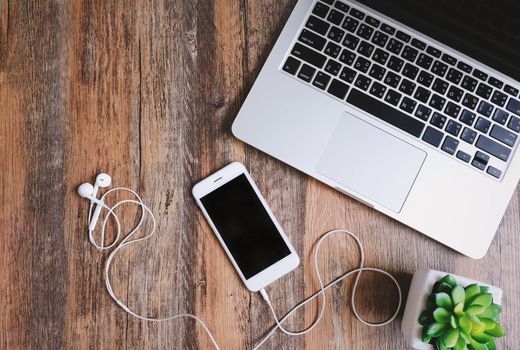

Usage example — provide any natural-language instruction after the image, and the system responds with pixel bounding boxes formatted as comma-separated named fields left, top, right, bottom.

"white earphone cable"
left=87, top=188, right=221, bottom=350
left=86, top=188, right=401, bottom=350
left=252, top=229, right=402, bottom=350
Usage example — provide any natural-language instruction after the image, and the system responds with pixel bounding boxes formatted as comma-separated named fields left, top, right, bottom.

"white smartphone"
left=192, top=162, right=300, bottom=292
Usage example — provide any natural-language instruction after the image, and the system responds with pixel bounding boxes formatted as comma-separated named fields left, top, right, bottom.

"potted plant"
left=402, top=269, right=505, bottom=350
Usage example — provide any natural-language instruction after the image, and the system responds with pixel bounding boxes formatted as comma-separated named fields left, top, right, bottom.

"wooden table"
left=1, top=1, right=519, bottom=349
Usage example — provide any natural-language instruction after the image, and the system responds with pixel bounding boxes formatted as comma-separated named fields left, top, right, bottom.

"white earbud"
left=77, top=173, right=112, bottom=231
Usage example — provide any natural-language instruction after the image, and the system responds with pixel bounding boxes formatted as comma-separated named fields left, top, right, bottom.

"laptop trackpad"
left=317, top=113, right=426, bottom=213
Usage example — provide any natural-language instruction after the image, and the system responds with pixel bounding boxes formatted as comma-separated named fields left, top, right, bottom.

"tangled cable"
left=85, top=188, right=401, bottom=350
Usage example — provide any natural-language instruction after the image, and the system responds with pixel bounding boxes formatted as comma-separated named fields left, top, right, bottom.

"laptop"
left=232, top=0, right=520, bottom=259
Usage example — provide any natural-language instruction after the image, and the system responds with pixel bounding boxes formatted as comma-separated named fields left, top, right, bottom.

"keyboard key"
left=474, top=156, right=490, bottom=169
left=457, top=61, right=472, bottom=73
left=387, top=55, right=404, bottom=72
left=325, top=59, right=342, bottom=76
left=328, top=26, right=345, bottom=43
left=475, top=117, right=491, bottom=133
left=313, top=71, right=332, bottom=89
left=399, top=97, right=416, bottom=114
left=384, top=71, right=401, bottom=88
left=372, top=48, right=389, bottom=65
left=492, top=109, right=509, bottom=125
left=417, top=70, right=434, bottom=87
left=369, top=81, right=387, bottom=98
left=504, top=84, right=519, bottom=97
left=339, top=66, right=357, bottom=83
left=297, top=64, right=316, bottom=82
left=349, top=8, right=365, bottom=20
left=462, top=93, right=479, bottom=110
left=298, top=29, right=327, bottom=51
left=282, top=56, right=301, bottom=75
left=461, top=76, right=478, bottom=92
left=357, top=24, right=374, bottom=40
left=476, top=135, right=511, bottom=161
left=365, top=15, right=380, bottom=28
left=396, top=30, right=411, bottom=43
left=476, top=83, right=493, bottom=99
left=506, top=98, right=520, bottom=116
left=460, top=109, right=476, bottom=126
left=322, top=0, right=334, bottom=4
left=490, top=124, right=517, bottom=147
left=508, top=116, right=520, bottom=132
left=411, top=38, right=426, bottom=50
left=334, top=1, right=350, bottom=12
left=292, top=43, right=327, bottom=68
left=386, top=39, right=404, bottom=55
left=368, top=64, right=386, bottom=81
left=353, top=56, right=371, bottom=73
left=380, top=23, right=395, bottom=35
left=416, top=54, right=433, bottom=70
left=354, top=74, right=372, bottom=91
left=488, top=77, right=504, bottom=89
left=461, top=127, right=477, bottom=144
left=312, top=2, right=330, bottom=18
left=477, top=101, right=494, bottom=117
left=429, top=94, right=446, bottom=111
left=446, top=68, right=463, bottom=84
left=414, top=87, right=431, bottom=103
left=475, top=151, right=490, bottom=165
left=342, top=33, right=360, bottom=50
left=385, top=89, right=402, bottom=106
left=338, top=49, right=356, bottom=66
left=445, top=119, right=462, bottom=136
left=432, top=78, right=449, bottom=95
left=473, top=69, right=488, bottom=81
left=402, top=63, right=419, bottom=80
left=327, top=79, right=349, bottom=99
left=472, top=155, right=488, bottom=170
left=305, top=15, right=330, bottom=36
left=324, top=42, right=341, bottom=58
left=399, top=79, right=416, bottom=96
left=430, top=112, right=447, bottom=129
left=487, top=166, right=502, bottom=178
left=441, top=53, right=457, bottom=66
left=415, top=104, right=432, bottom=121
left=456, top=150, right=471, bottom=163
left=441, top=136, right=459, bottom=155
left=401, top=46, right=418, bottom=62
left=447, top=86, right=464, bottom=103
left=371, top=31, right=388, bottom=48
left=431, top=60, right=448, bottom=77
left=422, top=126, right=444, bottom=147
left=347, top=89, right=425, bottom=137
left=342, top=16, right=359, bottom=32
left=491, top=91, right=508, bottom=107
left=426, top=46, right=441, bottom=58
left=327, top=9, right=345, bottom=26
left=357, top=40, right=375, bottom=57
left=444, top=101, right=461, bottom=118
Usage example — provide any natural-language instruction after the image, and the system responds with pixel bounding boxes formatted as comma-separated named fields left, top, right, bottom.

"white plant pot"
left=401, top=268, right=502, bottom=350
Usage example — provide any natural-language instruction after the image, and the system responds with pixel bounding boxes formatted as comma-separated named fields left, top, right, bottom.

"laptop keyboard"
left=281, top=0, right=520, bottom=180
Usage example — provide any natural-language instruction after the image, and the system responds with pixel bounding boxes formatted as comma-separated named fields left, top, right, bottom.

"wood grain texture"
left=0, top=0, right=519, bottom=349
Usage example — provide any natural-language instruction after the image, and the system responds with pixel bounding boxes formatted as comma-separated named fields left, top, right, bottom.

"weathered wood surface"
left=1, top=1, right=519, bottom=349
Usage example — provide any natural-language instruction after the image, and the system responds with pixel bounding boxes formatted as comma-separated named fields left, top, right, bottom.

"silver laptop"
left=232, top=0, right=520, bottom=258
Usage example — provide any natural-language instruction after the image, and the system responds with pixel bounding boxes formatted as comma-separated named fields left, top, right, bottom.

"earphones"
left=78, top=173, right=112, bottom=232
left=78, top=173, right=402, bottom=349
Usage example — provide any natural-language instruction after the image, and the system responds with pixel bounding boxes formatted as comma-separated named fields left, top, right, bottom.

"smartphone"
left=192, top=162, right=299, bottom=292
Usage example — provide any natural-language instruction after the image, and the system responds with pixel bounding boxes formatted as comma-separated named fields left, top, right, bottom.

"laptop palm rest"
left=317, top=113, right=426, bottom=213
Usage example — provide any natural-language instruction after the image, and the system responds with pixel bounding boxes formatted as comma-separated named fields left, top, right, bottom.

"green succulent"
left=418, top=275, right=505, bottom=350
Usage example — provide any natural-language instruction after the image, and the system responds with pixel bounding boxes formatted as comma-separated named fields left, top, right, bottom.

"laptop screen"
left=356, top=0, right=520, bottom=83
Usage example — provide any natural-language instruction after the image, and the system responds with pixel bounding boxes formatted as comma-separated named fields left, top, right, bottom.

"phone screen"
left=200, top=174, right=291, bottom=279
